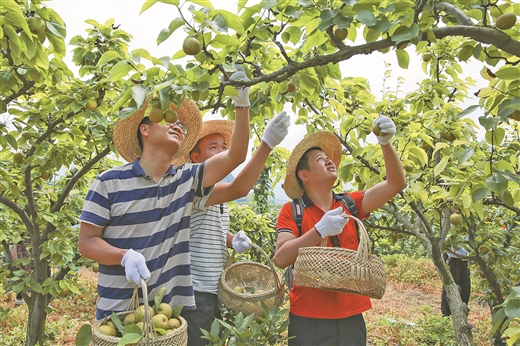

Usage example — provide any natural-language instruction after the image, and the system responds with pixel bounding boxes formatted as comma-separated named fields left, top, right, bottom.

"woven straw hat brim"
left=282, top=132, right=342, bottom=199
left=172, top=119, right=234, bottom=166
left=113, top=96, right=202, bottom=163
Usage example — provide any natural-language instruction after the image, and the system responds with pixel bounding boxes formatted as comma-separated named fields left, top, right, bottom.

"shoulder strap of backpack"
left=290, top=198, right=304, bottom=237
left=338, top=193, right=359, bottom=240
left=339, top=193, right=358, bottom=217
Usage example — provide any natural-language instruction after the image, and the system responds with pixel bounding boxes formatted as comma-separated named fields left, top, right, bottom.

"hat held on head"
left=113, top=96, right=202, bottom=163
left=282, top=131, right=342, bottom=200
left=172, top=119, right=234, bottom=166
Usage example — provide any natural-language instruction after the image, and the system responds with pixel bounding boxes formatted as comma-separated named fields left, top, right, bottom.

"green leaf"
left=408, top=147, right=428, bottom=165
left=107, top=61, right=133, bottom=81
left=499, top=189, right=515, bottom=207
left=479, top=116, right=499, bottom=131
left=46, top=31, right=66, bottom=59
left=457, top=148, right=474, bottom=166
left=485, top=127, right=505, bottom=146
left=172, top=304, right=184, bottom=318
left=391, top=23, right=419, bottom=44
left=154, top=285, right=167, bottom=309
left=75, top=324, right=92, bottom=346
left=211, top=34, right=239, bottom=46
left=354, top=9, right=377, bottom=26
left=157, top=17, right=184, bottom=45
left=213, top=10, right=244, bottom=33
left=505, top=295, right=520, bottom=319
left=131, top=85, right=148, bottom=106
left=458, top=45, right=474, bottom=61
left=111, top=88, right=134, bottom=114
left=121, top=324, right=141, bottom=335
left=433, top=156, right=449, bottom=176
left=140, top=0, right=158, bottom=14
left=189, top=0, right=213, bottom=9
left=485, top=173, right=507, bottom=194
left=3, top=24, right=22, bottom=59
left=395, top=49, right=410, bottom=69
left=96, top=51, right=121, bottom=66
left=46, top=20, right=66, bottom=39
left=495, top=67, right=520, bottom=80
left=5, top=133, right=17, bottom=149
left=117, top=333, right=141, bottom=346
left=5, top=7, right=31, bottom=36
left=456, top=105, right=478, bottom=119
left=30, top=281, right=43, bottom=293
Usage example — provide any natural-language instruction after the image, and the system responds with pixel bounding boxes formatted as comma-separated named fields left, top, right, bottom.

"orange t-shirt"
left=276, top=191, right=372, bottom=319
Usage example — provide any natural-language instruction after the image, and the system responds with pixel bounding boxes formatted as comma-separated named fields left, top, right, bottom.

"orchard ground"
left=1, top=260, right=492, bottom=345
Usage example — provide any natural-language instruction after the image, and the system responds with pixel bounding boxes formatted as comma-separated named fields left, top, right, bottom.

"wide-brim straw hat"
left=113, top=96, right=202, bottom=163
left=282, top=131, right=343, bottom=200
left=172, top=119, right=234, bottom=166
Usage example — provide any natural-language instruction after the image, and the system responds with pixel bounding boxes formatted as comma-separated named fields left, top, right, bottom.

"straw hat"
left=282, top=131, right=343, bottom=199
left=113, top=96, right=202, bottom=163
left=172, top=119, right=234, bottom=165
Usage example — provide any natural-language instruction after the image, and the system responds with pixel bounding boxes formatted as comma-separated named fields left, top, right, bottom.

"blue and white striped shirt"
left=79, top=159, right=212, bottom=320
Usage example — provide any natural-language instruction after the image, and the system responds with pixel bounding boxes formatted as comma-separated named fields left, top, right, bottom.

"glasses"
left=170, top=121, right=188, bottom=135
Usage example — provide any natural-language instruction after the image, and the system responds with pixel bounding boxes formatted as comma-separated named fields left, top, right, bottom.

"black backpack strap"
left=339, top=193, right=358, bottom=217
left=290, top=198, right=304, bottom=237
left=338, top=193, right=359, bottom=240
left=286, top=198, right=305, bottom=290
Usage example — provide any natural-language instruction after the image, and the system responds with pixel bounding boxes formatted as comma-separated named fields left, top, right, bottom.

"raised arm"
left=362, top=116, right=407, bottom=214
left=205, top=111, right=290, bottom=205
left=203, top=71, right=250, bottom=188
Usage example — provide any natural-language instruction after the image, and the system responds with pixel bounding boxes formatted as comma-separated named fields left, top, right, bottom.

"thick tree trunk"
left=25, top=293, right=49, bottom=346
left=443, top=282, right=473, bottom=345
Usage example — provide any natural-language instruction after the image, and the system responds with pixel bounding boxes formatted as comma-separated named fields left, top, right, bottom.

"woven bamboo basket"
left=293, top=215, right=386, bottom=299
left=218, top=243, right=285, bottom=317
left=92, top=278, right=188, bottom=346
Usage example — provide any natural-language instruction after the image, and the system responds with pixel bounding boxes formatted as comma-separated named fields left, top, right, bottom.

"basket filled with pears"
left=92, top=278, right=187, bottom=346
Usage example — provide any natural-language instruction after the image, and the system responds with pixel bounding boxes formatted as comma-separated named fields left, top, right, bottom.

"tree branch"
left=428, top=26, right=520, bottom=58
left=434, top=2, right=474, bottom=26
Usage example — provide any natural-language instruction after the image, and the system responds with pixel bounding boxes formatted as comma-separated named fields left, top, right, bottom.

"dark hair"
left=295, top=147, right=322, bottom=189
left=137, top=117, right=152, bottom=149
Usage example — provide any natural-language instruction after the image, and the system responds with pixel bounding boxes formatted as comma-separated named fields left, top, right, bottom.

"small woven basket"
left=293, top=215, right=386, bottom=299
left=92, top=278, right=188, bottom=346
left=218, top=243, right=285, bottom=317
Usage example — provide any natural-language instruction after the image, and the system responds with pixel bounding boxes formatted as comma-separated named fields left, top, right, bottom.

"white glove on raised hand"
left=314, top=207, right=349, bottom=238
left=121, top=249, right=151, bottom=286
left=373, top=115, right=396, bottom=146
left=228, top=71, right=250, bottom=108
left=262, top=111, right=290, bottom=149
left=232, top=230, right=252, bottom=254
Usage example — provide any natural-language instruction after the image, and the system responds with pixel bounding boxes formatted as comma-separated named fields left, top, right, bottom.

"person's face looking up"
left=190, top=133, right=227, bottom=163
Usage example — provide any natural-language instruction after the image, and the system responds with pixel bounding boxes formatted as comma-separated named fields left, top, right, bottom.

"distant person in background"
left=441, top=237, right=471, bottom=316
left=9, top=241, right=31, bottom=306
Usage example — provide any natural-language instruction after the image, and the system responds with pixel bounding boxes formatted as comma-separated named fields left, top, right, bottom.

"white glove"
left=228, top=71, right=250, bottom=108
left=373, top=116, right=396, bottom=146
left=261, top=111, right=290, bottom=149
left=121, top=249, right=151, bottom=285
left=314, top=207, right=349, bottom=238
left=232, top=230, right=252, bottom=254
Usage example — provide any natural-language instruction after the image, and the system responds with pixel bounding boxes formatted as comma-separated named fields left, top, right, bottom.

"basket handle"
left=250, top=242, right=284, bottom=292
left=126, top=277, right=155, bottom=343
left=321, top=215, right=372, bottom=261
left=225, top=242, right=283, bottom=291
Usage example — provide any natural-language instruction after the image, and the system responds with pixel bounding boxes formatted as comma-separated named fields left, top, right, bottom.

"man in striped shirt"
left=78, top=71, right=251, bottom=320
left=177, top=111, right=290, bottom=345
